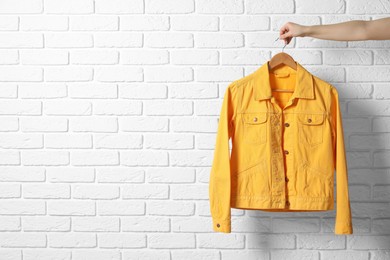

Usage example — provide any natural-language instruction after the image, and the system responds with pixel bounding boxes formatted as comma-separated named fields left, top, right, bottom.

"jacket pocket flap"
left=242, top=113, right=267, bottom=125
left=298, top=114, right=324, bottom=125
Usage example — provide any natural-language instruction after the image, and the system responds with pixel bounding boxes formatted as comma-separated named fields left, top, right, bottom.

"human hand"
left=279, top=22, right=308, bottom=45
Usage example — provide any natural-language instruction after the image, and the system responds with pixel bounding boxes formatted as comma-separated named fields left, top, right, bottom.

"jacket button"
left=284, top=123, right=290, bottom=127
left=286, top=201, right=290, bottom=206
left=284, top=150, right=289, bottom=155
left=285, top=177, right=289, bottom=182
left=217, top=224, right=220, bottom=228
left=253, top=117, right=258, bottom=122
left=307, top=118, right=312, bottom=123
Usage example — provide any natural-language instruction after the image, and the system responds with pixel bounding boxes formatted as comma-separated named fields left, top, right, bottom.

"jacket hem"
left=231, top=195, right=334, bottom=211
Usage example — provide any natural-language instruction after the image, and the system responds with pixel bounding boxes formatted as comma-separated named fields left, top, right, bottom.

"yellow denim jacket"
left=209, top=61, right=353, bottom=235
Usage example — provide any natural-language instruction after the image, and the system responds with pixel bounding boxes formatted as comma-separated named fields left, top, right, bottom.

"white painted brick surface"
left=0, top=0, right=388, bottom=259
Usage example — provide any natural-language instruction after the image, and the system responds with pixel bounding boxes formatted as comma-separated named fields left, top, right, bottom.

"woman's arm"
left=279, top=17, right=390, bottom=44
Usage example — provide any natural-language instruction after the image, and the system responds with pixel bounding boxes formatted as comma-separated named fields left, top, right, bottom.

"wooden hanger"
left=268, top=37, right=297, bottom=93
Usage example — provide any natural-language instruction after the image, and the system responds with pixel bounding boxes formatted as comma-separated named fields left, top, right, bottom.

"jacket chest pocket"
left=242, top=113, right=268, bottom=144
left=297, top=113, right=325, bottom=147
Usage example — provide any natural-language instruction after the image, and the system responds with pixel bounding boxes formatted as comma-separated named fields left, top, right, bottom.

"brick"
left=122, top=184, right=169, bottom=199
left=71, top=50, right=118, bottom=65
left=169, top=150, right=212, bottom=166
left=95, top=66, right=143, bottom=82
left=349, top=67, right=390, bottom=82
left=22, top=216, right=70, bottom=231
left=73, top=184, right=119, bottom=199
left=221, top=15, right=269, bottom=31
left=247, top=234, right=295, bottom=249
left=48, top=201, right=95, bottom=216
left=47, top=167, right=95, bottom=183
left=44, top=0, right=94, bottom=14
left=246, top=0, right=294, bottom=14
left=296, top=0, right=345, bottom=14
left=169, top=83, right=218, bottom=99
left=148, top=201, right=194, bottom=216
left=348, top=0, right=390, bottom=14
left=20, top=16, right=68, bottom=31
left=144, top=100, right=192, bottom=115
left=145, top=0, right=194, bottom=14
left=195, top=33, right=243, bottom=48
left=0, top=167, right=45, bottom=182
left=0, top=150, right=20, bottom=165
left=120, top=117, right=168, bottom=132
left=0, top=217, right=21, bottom=231
left=98, top=233, right=146, bottom=248
left=0, top=200, right=45, bottom=215
left=120, top=151, right=168, bottom=166
left=22, top=150, right=69, bottom=166
left=70, top=117, right=118, bottom=132
left=70, top=16, right=118, bottom=31
left=0, top=67, right=42, bottom=81
left=97, top=201, right=145, bottom=216
left=45, top=66, right=93, bottom=82
left=121, top=50, right=169, bottom=65
left=119, top=84, right=167, bottom=99
left=146, top=168, right=195, bottom=183
left=48, top=233, right=96, bottom=248
left=0, top=133, right=43, bottom=148
left=73, top=217, right=120, bottom=232
left=148, top=233, right=195, bottom=249
left=348, top=235, right=390, bottom=249
left=121, top=16, right=169, bottom=31
left=45, top=134, right=92, bottom=149
left=0, top=184, right=20, bottom=198
left=272, top=217, right=320, bottom=233
left=298, top=234, right=345, bottom=249
left=45, top=33, right=93, bottom=48
left=0, top=0, right=42, bottom=13
left=144, top=134, right=193, bottom=149
left=171, top=15, right=218, bottom=31
left=95, top=0, right=143, bottom=14
left=96, top=167, right=144, bottom=183
left=144, top=67, right=193, bottom=82
left=19, top=83, right=67, bottom=99
left=94, top=33, right=142, bottom=48
left=94, top=134, right=142, bottom=149
left=121, top=217, right=169, bottom=232
left=324, top=50, right=372, bottom=65
left=145, top=32, right=193, bottom=48
left=170, top=50, right=218, bottom=65
left=93, top=100, right=141, bottom=115
left=68, top=83, right=117, bottom=98
left=0, top=232, right=46, bottom=247
left=23, top=184, right=70, bottom=199
left=197, top=0, right=243, bottom=14
left=198, top=234, right=245, bottom=249
left=44, top=100, right=91, bottom=116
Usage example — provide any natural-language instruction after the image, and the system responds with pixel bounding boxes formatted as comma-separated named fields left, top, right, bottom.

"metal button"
left=253, top=117, right=258, bottom=122
left=284, top=123, right=290, bottom=127
left=307, top=118, right=312, bottom=123
left=286, top=201, right=290, bottom=206
left=217, top=224, right=220, bottom=228
left=285, top=177, right=289, bottom=182
left=284, top=150, right=289, bottom=155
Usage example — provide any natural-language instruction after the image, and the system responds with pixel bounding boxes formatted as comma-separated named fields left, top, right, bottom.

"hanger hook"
left=274, top=36, right=287, bottom=52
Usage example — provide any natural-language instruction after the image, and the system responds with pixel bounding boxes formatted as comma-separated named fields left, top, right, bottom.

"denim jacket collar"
left=253, top=61, right=315, bottom=101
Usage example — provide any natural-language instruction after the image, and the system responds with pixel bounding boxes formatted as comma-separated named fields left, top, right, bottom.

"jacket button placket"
left=269, top=102, right=285, bottom=204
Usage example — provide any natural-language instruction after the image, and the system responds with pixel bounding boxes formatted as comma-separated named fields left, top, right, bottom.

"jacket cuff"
left=212, top=218, right=231, bottom=233
left=335, top=222, right=353, bottom=235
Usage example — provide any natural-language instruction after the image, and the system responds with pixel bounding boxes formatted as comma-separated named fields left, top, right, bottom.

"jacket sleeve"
left=209, top=84, right=236, bottom=233
left=330, top=86, right=353, bottom=235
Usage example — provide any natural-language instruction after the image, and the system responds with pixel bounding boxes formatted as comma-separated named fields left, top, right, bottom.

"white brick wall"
left=0, top=0, right=389, bottom=259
